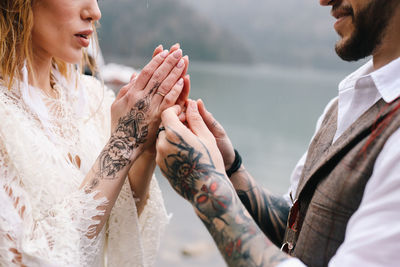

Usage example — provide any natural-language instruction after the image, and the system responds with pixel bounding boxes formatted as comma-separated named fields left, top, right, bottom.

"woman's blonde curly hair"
left=0, top=0, right=98, bottom=90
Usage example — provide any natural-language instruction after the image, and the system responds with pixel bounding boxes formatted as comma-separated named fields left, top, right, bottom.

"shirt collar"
left=370, top=56, right=400, bottom=103
left=338, top=57, right=400, bottom=103
left=338, top=60, right=374, bottom=92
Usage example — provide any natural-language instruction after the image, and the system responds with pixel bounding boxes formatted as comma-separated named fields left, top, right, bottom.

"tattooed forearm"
left=160, top=129, right=289, bottom=266
left=233, top=169, right=290, bottom=247
left=201, top=200, right=290, bottom=267
left=161, top=129, right=223, bottom=203
left=85, top=96, right=150, bottom=193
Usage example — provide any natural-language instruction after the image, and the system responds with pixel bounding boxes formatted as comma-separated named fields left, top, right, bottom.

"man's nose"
left=320, top=0, right=334, bottom=6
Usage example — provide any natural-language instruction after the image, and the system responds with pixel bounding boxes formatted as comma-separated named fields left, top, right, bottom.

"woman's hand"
left=79, top=46, right=187, bottom=236
left=153, top=44, right=191, bottom=115
left=119, top=44, right=190, bottom=215
left=196, top=99, right=236, bottom=172
left=110, top=45, right=187, bottom=162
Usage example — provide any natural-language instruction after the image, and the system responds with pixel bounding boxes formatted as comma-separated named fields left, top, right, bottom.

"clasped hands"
left=155, top=98, right=239, bottom=218
left=110, top=43, right=238, bottom=217
left=110, top=43, right=190, bottom=160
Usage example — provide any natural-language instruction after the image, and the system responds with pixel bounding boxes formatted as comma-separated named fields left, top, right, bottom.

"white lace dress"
left=0, top=73, right=169, bottom=266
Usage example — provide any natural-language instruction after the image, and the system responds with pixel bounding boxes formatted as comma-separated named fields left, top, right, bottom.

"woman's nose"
left=82, top=0, right=102, bottom=22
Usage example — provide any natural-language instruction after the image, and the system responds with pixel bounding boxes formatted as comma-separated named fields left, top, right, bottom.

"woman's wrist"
left=128, top=150, right=155, bottom=202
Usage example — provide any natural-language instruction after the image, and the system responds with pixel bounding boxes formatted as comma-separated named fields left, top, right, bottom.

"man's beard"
left=335, top=0, right=399, bottom=61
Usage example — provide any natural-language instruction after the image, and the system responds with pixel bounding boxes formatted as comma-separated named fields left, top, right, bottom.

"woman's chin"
left=57, top=50, right=85, bottom=65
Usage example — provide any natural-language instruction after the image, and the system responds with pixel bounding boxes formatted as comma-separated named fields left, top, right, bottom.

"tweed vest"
left=282, top=97, right=400, bottom=266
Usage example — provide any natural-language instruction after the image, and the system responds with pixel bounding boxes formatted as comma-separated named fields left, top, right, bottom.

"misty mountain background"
left=98, top=0, right=364, bottom=71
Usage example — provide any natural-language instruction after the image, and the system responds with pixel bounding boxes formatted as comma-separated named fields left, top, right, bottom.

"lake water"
left=155, top=62, right=352, bottom=266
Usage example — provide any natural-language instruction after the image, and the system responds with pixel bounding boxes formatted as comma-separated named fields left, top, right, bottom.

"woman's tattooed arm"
left=85, top=96, right=150, bottom=194
left=80, top=96, right=152, bottom=237
left=230, top=169, right=290, bottom=247
left=159, top=129, right=290, bottom=266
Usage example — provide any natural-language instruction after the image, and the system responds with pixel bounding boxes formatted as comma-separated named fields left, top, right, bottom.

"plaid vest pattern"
left=282, top=97, right=400, bottom=266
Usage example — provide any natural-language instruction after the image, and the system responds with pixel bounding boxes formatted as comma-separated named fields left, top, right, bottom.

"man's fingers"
left=186, top=99, right=214, bottom=139
left=197, top=99, right=225, bottom=138
left=161, top=105, right=183, bottom=129
left=161, top=105, right=196, bottom=136
left=197, top=98, right=217, bottom=127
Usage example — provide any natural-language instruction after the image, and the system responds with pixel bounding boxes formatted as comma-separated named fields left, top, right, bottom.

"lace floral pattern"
left=0, top=74, right=169, bottom=266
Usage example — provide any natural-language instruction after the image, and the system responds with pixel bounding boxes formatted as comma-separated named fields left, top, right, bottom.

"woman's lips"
left=75, top=34, right=90, bottom=47
left=74, top=30, right=93, bottom=48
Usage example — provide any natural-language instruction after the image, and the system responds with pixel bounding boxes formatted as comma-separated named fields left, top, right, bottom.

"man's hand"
left=156, top=101, right=234, bottom=214
left=197, top=99, right=236, bottom=172
left=156, top=101, right=290, bottom=267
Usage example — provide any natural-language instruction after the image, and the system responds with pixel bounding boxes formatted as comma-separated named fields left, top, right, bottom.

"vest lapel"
left=296, top=98, right=393, bottom=199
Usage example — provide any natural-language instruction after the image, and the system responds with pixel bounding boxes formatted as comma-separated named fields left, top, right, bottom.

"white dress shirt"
left=280, top=56, right=400, bottom=267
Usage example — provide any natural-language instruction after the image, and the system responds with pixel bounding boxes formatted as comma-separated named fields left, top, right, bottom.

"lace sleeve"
left=138, top=176, right=170, bottom=265
left=0, top=140, right=108, bottom=266
left=0, top=164, right=24, bottom=266
left=82, top=76, right=170, bottom=265
left=106, top=175, right=169, bottom=266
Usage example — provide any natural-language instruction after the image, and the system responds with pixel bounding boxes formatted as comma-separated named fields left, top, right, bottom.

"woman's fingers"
left=116, top=72, right=137, bottom=101
left=159, top=78, right=184, bottom=111
left=135, top=49, right=169, bottom=90
left=152, top=57, right=185, bottom=103
left=129, top=72, right=137, bottom=83
left=182, top=55, right=189, bottom=77
left=169, top=45, right=188, bottom=77
left=169, top=43, right=180, bottom=54
left=152, top=44, right=163, bottom=58
left=153, top=43, right=179, bottom=58
left=145, top=49, right=183, bottom=97
left=116, top=84, right=130, bottom=100
left=177, top=74, right=191, bottom=107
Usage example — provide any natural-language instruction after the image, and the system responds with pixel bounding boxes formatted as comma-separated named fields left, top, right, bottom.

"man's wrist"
left=226, top=149, right=242, bottom=177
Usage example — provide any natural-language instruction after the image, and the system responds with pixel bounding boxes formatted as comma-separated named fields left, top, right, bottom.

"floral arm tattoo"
left=160, top=129, right=290, bottom=266
left=231, top=169, right=290, bottom=247
left=85, top=96, right=150, bottom=193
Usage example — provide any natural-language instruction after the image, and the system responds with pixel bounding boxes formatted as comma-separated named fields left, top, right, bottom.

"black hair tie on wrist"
left=226, top=149, right=242, bottom=177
